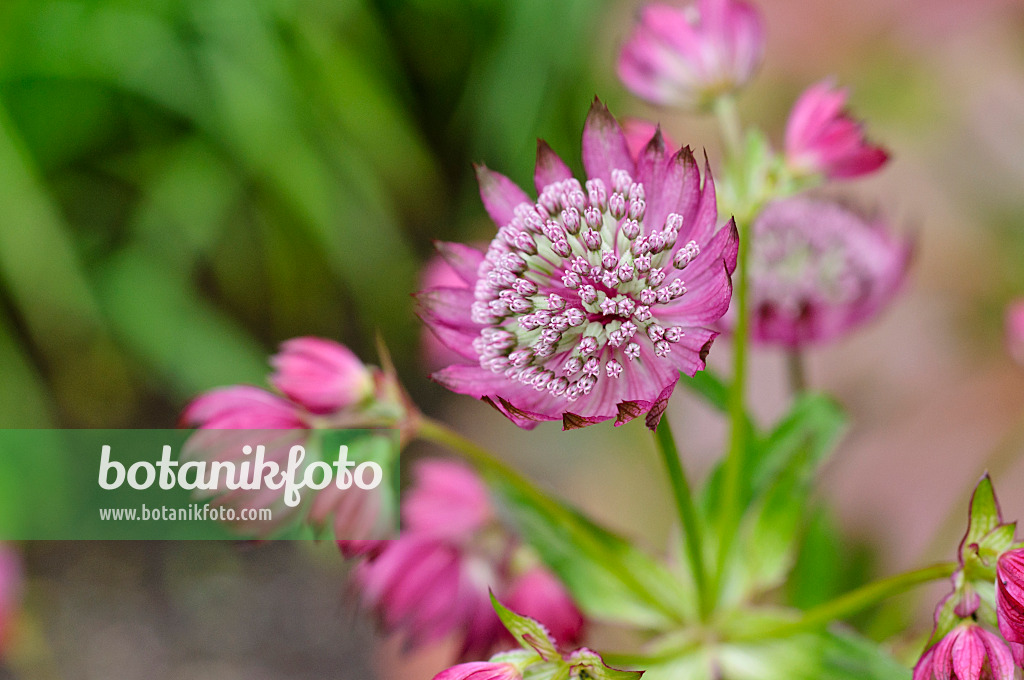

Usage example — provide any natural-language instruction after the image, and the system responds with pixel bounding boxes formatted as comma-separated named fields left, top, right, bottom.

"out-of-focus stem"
left=654, top=417, right=708, bottom=619
left=714, top=95, right=743, bottom=159
left=711, top=212, right=751, bottom=610
left=731, top=561, right=957, bottom=641
left=787, top=349, right=807, bottom=395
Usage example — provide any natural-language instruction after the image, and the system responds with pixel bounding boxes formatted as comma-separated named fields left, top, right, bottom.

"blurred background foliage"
left=0, top=0, right=610, bottom=429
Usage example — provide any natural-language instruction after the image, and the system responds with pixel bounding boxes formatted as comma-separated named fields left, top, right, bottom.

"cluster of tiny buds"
left=469, top=168, right=700, bottom=402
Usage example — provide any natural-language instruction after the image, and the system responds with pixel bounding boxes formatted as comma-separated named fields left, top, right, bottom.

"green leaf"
left=751, top=393, right=847, bottom=493
left=566, top=648, right=643, bottom=680
left=491, top=592, right=560, bottom=661
left=493, top=476, right=693, bottom=629
left=960, top=475, right=1002, bottom=561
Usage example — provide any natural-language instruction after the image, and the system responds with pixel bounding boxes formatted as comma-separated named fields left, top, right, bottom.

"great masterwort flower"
left=745, top=197, right=911, bottom=348
left=418, top=99, right=737, bottom=430
left=617, top=0, right=765, bottom=111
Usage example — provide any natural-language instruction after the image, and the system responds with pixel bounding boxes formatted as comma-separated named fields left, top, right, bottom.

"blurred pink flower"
left=617, top=0, right=764, bottom=111
left=341, top=460, right=583, bottom=661
left=0, top=544, right=21, bottom=655
left=1004, top=301, right=1024, bottom=367
left=269, top=337, right=374, bottom=415
left=743, top=197, right=911, bottom=348
left=622, top=118, right=676, bottom=161
left=914, top=624, right=1015, bottom=680
left=182, top=339, right=406, bottom=539
left=785, top=80, right=889, bottom=180
left=418, top=99, right=737, bottom=431
left=503, top=566, right=584, bottom=648
left=433, top=662, right=522, bottom=680
left=997, top=549, right=1024, bottom=666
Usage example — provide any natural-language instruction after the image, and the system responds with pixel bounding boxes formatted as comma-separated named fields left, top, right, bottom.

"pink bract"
left=915, top=624, right=1015, bottom=680
left=617, top=0, right=764, bottom=110
left=433, top=661, right=522, bottom=680
left=744, top=197, right=911, bottom=348
left=504, top=566, right=584, bottom=648
left=785, top=80, right=889, bottom=180
left=997, top=549, right=1024, bottom=661
left=269, top=337, right=374, bottom=415
left=418, top=99, right=737, bottom=431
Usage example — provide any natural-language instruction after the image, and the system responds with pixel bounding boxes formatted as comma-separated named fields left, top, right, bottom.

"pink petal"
left=534, top=139, right=574, bottom=193
left=581, top=97, right=635, bottom=189
left=434, top=242, right=486, bottom=286
left=475, top=164, right=531, bottom=228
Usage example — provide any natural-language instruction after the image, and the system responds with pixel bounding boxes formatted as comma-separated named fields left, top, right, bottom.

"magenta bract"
left=997, top=549, right=1024, bottom=649
left=433, top=661, right=522, bottom=680
left=617, top=0, right=765, bottom=110
left=418, top=99, right=737, bottom=431
left=918, top=624, right=1016, bottom=680
left=785, top=80, right=889, bottom=180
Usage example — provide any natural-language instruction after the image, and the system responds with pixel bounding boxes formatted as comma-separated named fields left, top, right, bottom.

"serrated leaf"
left=566, top=648, right=643, bottom=680
left=491, top=592, right=560, bottom=661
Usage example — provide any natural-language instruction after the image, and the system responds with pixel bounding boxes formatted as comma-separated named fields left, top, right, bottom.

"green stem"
left=711, top=212, right=751, bottom=608
left=654, top=417, right=709, bottom=618
left=786, top=350, right=807, bottom=395
left=733, top=561, right=957, bottom=641
left=714, top=95, right=743, bottom=159
left=415, top=417, right=684, bottom=623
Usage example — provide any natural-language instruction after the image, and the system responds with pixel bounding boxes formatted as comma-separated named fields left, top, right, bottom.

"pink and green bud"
left=504, top=566, right=585, bottom=649
left=269, top=337, right=374, bottom=415
left=617, top=0, right=765, bottom=111
left=785, top=80, right=889, bottom=180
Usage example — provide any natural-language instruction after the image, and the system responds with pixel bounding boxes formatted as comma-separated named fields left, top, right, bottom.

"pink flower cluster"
left=340, top=460, right=583, bottom=662
left=418, top=100, right=737, bottom=431
left=182, top=337, right=405, bottom=538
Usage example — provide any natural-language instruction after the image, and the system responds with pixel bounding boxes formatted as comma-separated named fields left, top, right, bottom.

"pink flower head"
left=269, top=337, right=374, bottom=415
left=433, top=661, right=522, bottom=680
left=915, top=624, right=1015, bottom=680
left=745, top=197, right=911, bottom=348
left=1004, top=301, right=1024, bottom=367
left=785, top=80, right=889, bottom=180
left=0, top=544, right=21, bottom=655
left=617, top=0, right=765, bottom=111
left=342, top=459, right=584, bottom=660
left=997, top=549, right=1024, bottom=666
left=504, top=566, right=584, bottom=648
left=418, top=99, right=738, bottom=431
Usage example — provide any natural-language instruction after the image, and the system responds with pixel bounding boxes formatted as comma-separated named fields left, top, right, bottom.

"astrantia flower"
left=785, top=80, right=889, bottom=180
left=0, top=544, right=21, bottom=655
left=745, top=197, right=911, bottom=348
left=341, top=460, right=584, bottom=660
left=914, top=624, right=1015, bottom=680
left=269, top=337, right=374, bottom=415
left=617, top=0, right=764, bottom=111
left=418, top=99, right=737, bottom=430
left=997, top=548, right=1024, bottom=666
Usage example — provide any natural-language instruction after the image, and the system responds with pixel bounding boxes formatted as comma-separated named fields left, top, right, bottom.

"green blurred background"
left=1, top=0, right=1024, bottom=678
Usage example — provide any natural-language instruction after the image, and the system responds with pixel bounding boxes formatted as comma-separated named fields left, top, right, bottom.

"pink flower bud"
left=997, top=549, right=1024, bottom=649
left=617, top=0, right=765, bottom=111
left=181, top=385, right=307, bottom=430
left=433, top=662, right=522, bottom=680
left=504, top=566, right=585, bottom=648
left=269, top=337, right=374, bottom=415
left=785, top=80, right=889, bottom=180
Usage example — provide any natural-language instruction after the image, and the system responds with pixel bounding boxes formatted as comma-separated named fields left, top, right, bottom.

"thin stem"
left=711, top=212, right=751, bottom=609
left=714, top=95, right=743, bottom=159
left=732, top=561, right=957, bottom=642
left=415, top=417, right=685, bottom=624
left=786, top=349, right=807, bottom=395
left=654, top=417, right=709, bottom=618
